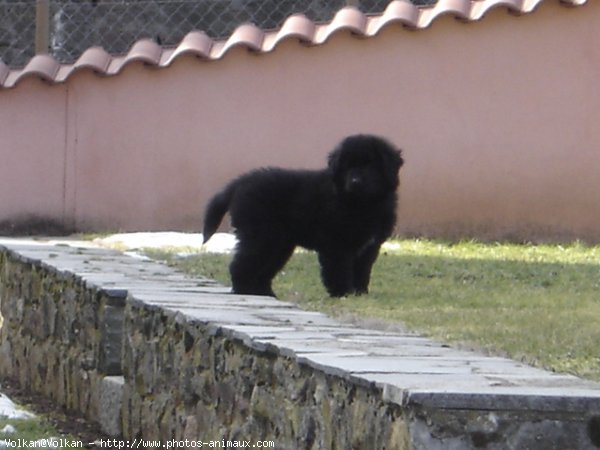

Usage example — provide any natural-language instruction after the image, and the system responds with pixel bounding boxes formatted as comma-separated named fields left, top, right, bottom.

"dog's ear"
left=327, top=145, right=344, bottom=175
left=384, top=147, right=404, bottom=172
left=378, top=143, right=404, bottom=188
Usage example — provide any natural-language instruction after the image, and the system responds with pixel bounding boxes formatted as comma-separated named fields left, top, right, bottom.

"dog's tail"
left=202, top=184, right=235, bottom=244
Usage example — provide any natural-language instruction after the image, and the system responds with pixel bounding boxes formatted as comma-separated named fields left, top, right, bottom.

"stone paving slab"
left=2, top=238, right=600, bottom=447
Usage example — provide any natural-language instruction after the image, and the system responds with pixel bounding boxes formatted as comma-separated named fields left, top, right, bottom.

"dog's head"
left=328, top=134, right=404, bottom=200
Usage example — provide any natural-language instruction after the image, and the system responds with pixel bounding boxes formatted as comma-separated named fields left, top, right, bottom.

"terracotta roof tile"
left=22, top=54, right=60, bottom=82
left=221, top=23, right=265, bottom=55
left=317, top=7, right=369, bottom=44
left=165, top=31, right=214, bottom=63
left=73, top=47, right=113, bottom=74
left=0, top=0, right=589, bottom=89
left=418, top=0, right=471, bottom=27
left=368, top=1, right=419, bottom=34
left=129, top=39, right=164, bottom=64
left=270, top=14, right=316, bottom=49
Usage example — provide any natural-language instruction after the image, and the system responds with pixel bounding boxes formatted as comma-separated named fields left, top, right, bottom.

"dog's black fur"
left=203, top=134, right=404, bottom=297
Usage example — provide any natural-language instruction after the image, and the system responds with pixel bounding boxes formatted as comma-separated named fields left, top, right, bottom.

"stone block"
left=98, top=375, right=124, bottom=437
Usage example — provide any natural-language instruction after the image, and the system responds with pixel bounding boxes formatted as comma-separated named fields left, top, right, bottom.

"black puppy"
left=203, top=134, right=404, bottom=297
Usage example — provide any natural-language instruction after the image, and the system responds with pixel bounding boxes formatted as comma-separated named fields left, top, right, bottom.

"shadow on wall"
left=0, top=215, right=74, bottom=236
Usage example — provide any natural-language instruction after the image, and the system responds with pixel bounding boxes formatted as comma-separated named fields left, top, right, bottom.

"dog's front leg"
left=318, top=251, right=354, bottom=297
left=353, top=242, right=382, bottom=294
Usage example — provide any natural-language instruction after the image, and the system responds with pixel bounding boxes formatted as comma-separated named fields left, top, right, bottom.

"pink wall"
left=0, top=80, right=66, bottom=226
left=1, top=1, right=599, bottom=241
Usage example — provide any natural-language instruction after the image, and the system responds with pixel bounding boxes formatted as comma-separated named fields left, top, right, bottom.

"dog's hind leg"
left=229, top=236, right=294, bottom=297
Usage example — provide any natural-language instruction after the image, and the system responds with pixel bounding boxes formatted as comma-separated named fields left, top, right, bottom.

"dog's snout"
left=348, top=168, right=364, bottom=182
left=345, top=172, right=363, bottom=191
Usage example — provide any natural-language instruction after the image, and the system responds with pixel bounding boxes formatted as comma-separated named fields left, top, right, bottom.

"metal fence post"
left=35, top=0, right=50, bottom=55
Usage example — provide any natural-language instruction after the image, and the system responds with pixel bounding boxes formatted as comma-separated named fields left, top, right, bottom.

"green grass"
left=0, top=417, right=81, bottom=448
left=146, top=239, right=600, bottom=381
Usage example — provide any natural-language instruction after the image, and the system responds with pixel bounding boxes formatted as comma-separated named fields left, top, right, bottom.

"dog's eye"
left=351, top=158, right=372, bottom=168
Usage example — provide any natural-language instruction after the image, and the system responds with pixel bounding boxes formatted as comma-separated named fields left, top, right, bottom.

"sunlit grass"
left=146, top=239, right=600, bottom=381
left=0, top=417, right=79, bottom=448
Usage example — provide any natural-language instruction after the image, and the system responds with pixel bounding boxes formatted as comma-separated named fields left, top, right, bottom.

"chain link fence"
left=1, top=0, right=437, bottom=68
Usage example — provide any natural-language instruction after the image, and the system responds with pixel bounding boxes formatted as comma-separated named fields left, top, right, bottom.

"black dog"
left=202, top=134, right=404, bottom=297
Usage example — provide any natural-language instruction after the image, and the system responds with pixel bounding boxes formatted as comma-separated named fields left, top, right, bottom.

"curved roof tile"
left=126, top=39, right=164, bottom=66
left=469, top=0, right=519, bottom=21
left=273, top=14, right=317, bottom=47
left=73, top=46, right=113, bottom=74
left=18, top=54, right=61, bottom=85
left=316, top=7, right=369, bottom=44
left=165, top=31, right=214, bottom=64
left=369, top=1, right=420, bottom=33
left=221, top=23, right=265, bottom=56
left=419, top=0, right=471, bottom=28
left=0, top=0, right=589, bottom=89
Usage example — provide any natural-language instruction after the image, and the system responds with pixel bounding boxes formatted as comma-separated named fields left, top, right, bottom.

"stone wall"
left=121, top=297, right=408, bottom=447
left=0, top=244, right=412, bottom=447
left=1, top=241, right=600, bottom=449
left=0, top=247, right=127, bottom=431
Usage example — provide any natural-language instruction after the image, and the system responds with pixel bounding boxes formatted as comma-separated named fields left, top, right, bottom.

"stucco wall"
left=1, top=1, right=599, bottom=241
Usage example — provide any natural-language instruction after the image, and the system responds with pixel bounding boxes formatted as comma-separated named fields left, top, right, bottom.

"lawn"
left=148, top=239, right=600, bottom=381
left=0, top=417, right=80, bottom=449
